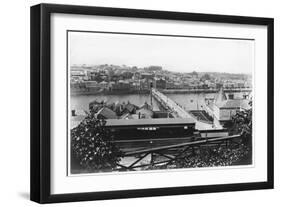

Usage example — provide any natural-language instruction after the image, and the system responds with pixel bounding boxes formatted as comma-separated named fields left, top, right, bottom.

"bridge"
left=151, top=88, right=222, bottom=130
left=161, top=88, right=252, bottom=94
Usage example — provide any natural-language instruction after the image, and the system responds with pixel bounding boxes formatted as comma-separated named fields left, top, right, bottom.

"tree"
left=191, top=71, right=198, bottom=77
left=230, top=101, right=252, bottom=146
left=71, top=112, right=123, bottom=172
left=201, top=73, right=211, bottom=81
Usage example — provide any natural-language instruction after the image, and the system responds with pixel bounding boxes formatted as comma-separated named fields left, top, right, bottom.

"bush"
left=71, top=112, right=123, bottom=172
left=230, top=101, right=252, bottom=146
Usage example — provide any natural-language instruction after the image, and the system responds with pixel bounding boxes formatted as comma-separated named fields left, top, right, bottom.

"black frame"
left=30, top=3, right=274, bottom=204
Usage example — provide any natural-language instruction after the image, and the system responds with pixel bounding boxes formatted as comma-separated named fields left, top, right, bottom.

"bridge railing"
left=152, top=89, right=191, bottom=118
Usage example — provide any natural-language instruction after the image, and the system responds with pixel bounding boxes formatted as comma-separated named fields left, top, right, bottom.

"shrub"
left=71, top=112, right=123, bottom=172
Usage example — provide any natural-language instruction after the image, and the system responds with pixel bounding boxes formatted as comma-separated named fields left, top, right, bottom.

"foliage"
left=145, top=143, right=251, bottom=171
left=71, top=112, right=123, bottom=172
left=173, top=144, right=251, bottom=168
left=200, top=73, right=211, bottom=81
left=191, top=71, right=198, bottom=77
left=229, top=101, right=252, bottom=146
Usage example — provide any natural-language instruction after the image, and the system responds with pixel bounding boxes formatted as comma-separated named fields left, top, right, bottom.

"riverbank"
left=71, top=89, right=150, bottom=96
left=71, top=88, right=252, bottom=96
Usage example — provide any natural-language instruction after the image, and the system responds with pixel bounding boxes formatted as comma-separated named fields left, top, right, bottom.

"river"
left=70, top=92, right=245, bottom=112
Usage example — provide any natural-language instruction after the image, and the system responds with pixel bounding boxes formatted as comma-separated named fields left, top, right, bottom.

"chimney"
left=71, top=110, right=76, bottom=116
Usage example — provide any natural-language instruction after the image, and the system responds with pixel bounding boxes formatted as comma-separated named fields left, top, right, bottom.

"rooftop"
left=216, top=99, right=250, bottom=109
left=96, top=107, right=117, bottom=119
left=215, top=87, right=227, bottom=103
left=105, top=118, right=195, bottom=127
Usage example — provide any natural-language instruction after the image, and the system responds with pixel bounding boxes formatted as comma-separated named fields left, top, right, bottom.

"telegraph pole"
left=150, top=82, right=153, bottom=108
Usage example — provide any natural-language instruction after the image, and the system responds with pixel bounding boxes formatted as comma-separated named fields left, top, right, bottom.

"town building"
left=136, top=102, right=153, bottom=119
left=154, top=78, right=166, bottom=89
left=211, top=88, right=251, bottom=123
left=96, top=107, right=118, bottom=119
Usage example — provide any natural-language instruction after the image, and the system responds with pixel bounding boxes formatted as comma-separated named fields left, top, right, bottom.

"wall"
left=0, top=0, right=280, bottom=206
left=220, top=108, right=237, bottom=121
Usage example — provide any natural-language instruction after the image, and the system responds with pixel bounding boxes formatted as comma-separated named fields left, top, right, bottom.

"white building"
left=212, top=88, right=251, bottom=122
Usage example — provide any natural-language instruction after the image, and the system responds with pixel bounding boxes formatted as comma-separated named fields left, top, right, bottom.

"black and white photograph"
left=28, top=3, right=274, bottom=204
left=69, top=31, right=253, bottom=175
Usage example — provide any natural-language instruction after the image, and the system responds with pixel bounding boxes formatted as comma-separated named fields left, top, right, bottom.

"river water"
left=70, top=93, right=231, bottom=112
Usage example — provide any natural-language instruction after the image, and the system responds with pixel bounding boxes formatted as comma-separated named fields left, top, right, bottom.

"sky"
left=69, top=31, right=254, bottom=74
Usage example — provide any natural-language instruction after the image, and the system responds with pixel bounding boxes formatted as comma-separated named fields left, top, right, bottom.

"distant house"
left=70, top=70, right=86, bottom=81
left=114, top=102, right=124, bottom=116
left=107, top=102, right=117, bottom=112
left=154, top=78, right=166, bottom=89
left=139, top=102, right=152, bottom=111
left=99, top=81, right=108, bottom=89
left=133, top=102, right=153, bottom=119
left=122, top=102, right=138, bottom=114
left=120, top=113, right=132, bottom=120
left=136, top=108, right=153, bottom=119
left=141, top=72, right=154, bottom=80
left=89, top=100, right=104, bottom=112
left=147, top=66, right=162, bottom=72
left=84, top=81, right=98, bottom=87
left=96, top=107, right=118, bottom=119
left=110, top=80, right=131, bottom=93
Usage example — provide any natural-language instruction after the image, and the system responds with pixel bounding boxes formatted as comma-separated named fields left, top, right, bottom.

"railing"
left=116, top=134, right=241, bottom=171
